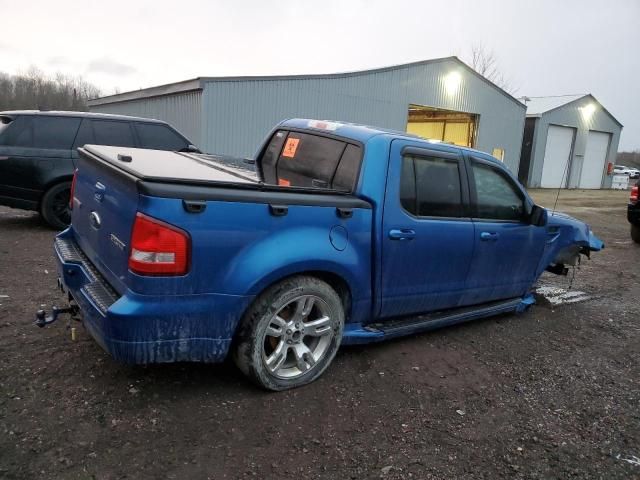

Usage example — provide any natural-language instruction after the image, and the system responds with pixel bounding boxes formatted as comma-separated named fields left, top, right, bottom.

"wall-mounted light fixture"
left=581, top=103, right=596, bottom=119
left=444, top=72, right=462, bottom=96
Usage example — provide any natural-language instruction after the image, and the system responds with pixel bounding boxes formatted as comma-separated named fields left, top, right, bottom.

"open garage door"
left=540, top=125, right=575, bottom=188
left=579, top=131, right=610, bottom=189
left=406, top=105, right=477, bottom=147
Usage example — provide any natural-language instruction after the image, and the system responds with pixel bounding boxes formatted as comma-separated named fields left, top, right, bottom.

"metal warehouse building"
left=88, top=56, right=526, bottom=172
left=518, top=94, right=622, bottom=189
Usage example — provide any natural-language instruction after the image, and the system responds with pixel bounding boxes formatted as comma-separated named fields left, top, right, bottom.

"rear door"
left=0, top=115, right=80, bottom=201
left=380, top=140, right=474, bottom=318
left=72, top=119, right=137, bottom=152
left=462, top=156, right=546, bottom=304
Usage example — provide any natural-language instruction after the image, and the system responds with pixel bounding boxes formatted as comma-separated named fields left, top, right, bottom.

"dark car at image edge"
left=629, top=181, right=640, bottom=243
left=0, top=110, right=199, bottom=229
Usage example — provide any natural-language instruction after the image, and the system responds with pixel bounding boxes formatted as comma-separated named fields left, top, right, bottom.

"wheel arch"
left=38, top=175, right=73, bottom=208
left=247, top=268, right=353, bottom=322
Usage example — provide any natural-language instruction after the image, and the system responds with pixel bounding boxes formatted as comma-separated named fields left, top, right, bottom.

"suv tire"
left=40, top=181, right=72, bottom=230
left=233, top=276, right=344, bottom=391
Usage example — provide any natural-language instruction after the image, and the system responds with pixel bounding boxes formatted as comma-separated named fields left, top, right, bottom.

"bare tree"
left=0, top=67, right=101, bottom=111
left=465, top=44, right=516, bottom=94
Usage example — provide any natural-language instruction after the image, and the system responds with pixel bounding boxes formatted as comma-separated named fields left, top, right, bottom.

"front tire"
left=233, top=276, right=344, bottom=391
left=40, top=182, right=72, bottom=230
left=631, top=224, right=640, bottom=244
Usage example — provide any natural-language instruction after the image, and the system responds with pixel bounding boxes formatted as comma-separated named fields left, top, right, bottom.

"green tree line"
left=0, top=68, right=101, bottom=112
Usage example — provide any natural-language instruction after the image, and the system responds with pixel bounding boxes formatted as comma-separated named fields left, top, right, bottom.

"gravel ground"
left=0, top=189, right=638, bottom=479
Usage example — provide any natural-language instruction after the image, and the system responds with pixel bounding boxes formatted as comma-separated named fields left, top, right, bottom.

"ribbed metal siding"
left=528, top=96, right=622, bottom=188
left=201, top=59, right=526, bottom=172
left=89, top=91, right=202, bottom=146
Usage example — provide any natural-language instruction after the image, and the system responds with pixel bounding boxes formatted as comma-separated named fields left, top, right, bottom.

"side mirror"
left=530, top=204, right=548, bottom=227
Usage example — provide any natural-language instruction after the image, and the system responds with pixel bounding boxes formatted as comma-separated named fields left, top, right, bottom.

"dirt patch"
left=1, top=189, right=639, bottom=479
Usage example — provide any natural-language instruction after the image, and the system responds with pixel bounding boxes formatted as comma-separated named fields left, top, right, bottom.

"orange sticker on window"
left=278, top=178, right=291, bottom=186
left=282, top=138, right=300, bottom=158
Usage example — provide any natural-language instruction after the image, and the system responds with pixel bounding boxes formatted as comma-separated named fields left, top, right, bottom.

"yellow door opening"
left=406, top=104, right=477, bottom=147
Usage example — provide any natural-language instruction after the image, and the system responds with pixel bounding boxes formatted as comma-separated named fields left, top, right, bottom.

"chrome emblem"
left=110, top=233, right=126, bottom=251
left=89, top=211, right=101, bottom=229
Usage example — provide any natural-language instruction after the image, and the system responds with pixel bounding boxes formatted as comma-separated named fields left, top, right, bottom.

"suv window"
left=0, top=115, right=81, bottom=149
left=0, top=116, right=13, bottom=137
left=471, top=161, right=525, bottom=221
left=135, top=123, right=188, bottom=151
left=400, top=155, right=464, bottom=217
left=260, top=130, right=363, bottom=191
left=91, top=120, right=136, bottom=147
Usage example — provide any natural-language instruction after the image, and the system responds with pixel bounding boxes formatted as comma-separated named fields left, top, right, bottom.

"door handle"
left=389, top=229, right=416, bottom=240
left=480, top=231, right=499, bottom=241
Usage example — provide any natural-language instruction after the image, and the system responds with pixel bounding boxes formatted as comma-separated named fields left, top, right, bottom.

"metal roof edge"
left=586, top=94, right=623, bottom=128
left=87, top=56, right=524, bottom=109
left=533, top=94, right=623, bottom=127
left=88, top=78, right=204, bottom=106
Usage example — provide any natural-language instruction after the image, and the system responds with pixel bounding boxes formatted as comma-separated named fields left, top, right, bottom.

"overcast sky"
left=2, top=0, right=639, bottom=150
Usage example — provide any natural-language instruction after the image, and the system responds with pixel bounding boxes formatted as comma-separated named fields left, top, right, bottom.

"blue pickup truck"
left=43, top=119, right=603, bottom=390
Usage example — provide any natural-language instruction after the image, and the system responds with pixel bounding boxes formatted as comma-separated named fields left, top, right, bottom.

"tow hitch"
left=35, top=304, right=79, bottom=328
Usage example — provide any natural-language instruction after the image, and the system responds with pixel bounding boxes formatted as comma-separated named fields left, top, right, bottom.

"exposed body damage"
left=538, top=211, right=605, bottom=277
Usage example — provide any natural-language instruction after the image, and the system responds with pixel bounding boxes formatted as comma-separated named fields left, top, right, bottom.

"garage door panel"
left=541, top=125, right=574, bottom=188
left=579, top=131, right=610, bottom=189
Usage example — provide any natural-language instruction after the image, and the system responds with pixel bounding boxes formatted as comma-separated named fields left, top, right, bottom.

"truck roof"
left=279, top=118, right=502, bottom=165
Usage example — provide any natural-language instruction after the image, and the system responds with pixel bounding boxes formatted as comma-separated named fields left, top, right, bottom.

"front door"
left=462, top=156, right=547, bottom=305
left=380, top=140, right=475, bottom=318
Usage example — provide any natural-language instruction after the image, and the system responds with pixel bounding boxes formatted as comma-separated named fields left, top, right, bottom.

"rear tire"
left=233, top=276, right=344, bottom=391
left=40, top=182, right=72, bottom=230
left=631, top=224, right=640, bottom=244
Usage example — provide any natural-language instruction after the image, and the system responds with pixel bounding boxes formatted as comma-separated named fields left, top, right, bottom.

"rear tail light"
left=128, top=213, right=190, bottom=276
left=69, top=169, right=78, bottom=209
left=631, top=185, right=639, bottom=204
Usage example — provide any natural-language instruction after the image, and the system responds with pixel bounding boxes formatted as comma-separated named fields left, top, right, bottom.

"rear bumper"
left=54, top=229, right=253, bottom=364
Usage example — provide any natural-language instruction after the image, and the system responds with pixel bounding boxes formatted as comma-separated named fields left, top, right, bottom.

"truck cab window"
left=259, top=130, right=363, bottom=192
left=471, top=161, right=525, bottom=221
left=400, top=155, right=464, bottom=217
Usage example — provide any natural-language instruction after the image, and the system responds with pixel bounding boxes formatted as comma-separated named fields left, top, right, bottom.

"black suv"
left=0, top=111, right=198, bottom=228
left=629, top=180, right=639, bottom=243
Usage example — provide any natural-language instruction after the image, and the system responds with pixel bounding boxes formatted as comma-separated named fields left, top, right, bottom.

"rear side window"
left=0, top=116, right=13, bottom=137
left=135, top=123, right=189, bottom=151
left=0, top=116, right=80, bottom=149
left=91, top=120, right=136, bottom=147
left=260, top=130, right=362, bottom=191
left=471, top=161, right=525, bottom=221
left=400, top=155, right=464, bottom=218
left=72, top=119, right=94, bottom=149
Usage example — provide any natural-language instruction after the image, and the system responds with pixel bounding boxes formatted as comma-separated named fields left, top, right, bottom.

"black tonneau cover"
left=78, top=145, right=372, bottom=210
left=82, top=145, right=259, bottom=186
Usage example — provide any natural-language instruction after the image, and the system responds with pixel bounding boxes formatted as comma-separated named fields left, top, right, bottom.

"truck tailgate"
left=71, top=145, right=259, bottom=295
left=71, top=150, right=140, bottom=295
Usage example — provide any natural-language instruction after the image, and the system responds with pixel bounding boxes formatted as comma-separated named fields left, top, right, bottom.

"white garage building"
left=518, top=94, right=622, bottom=189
